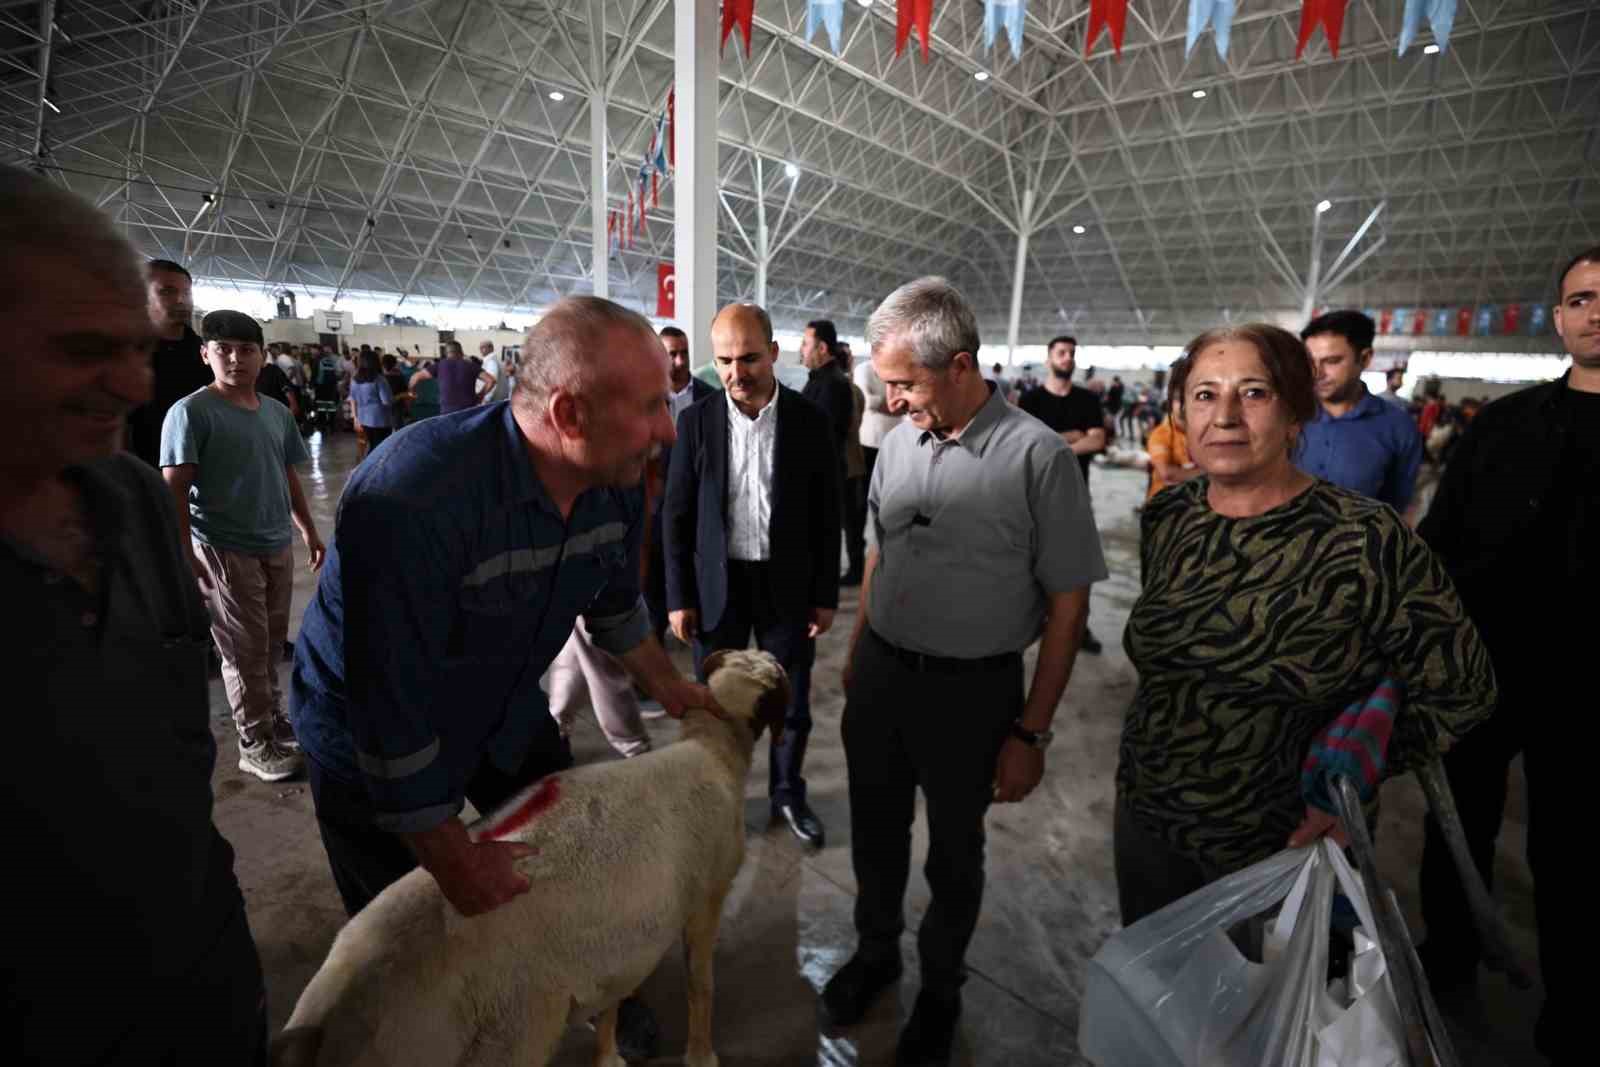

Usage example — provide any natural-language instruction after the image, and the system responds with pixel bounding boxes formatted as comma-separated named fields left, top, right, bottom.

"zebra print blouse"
left=1120, top=477, right=1496, bottom=870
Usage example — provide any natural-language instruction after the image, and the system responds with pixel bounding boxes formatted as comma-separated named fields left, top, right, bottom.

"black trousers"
left=1420, top=694, right=1569, bottom=1059
left=307, top=733, right=575, bottom=917
left=843, top=629, right=1021, bottom=996
left=693, top=560, right=815, bottom=808
left=361, top=424, right=392, bottom=450
left=843, top=474, right=866, bottom=577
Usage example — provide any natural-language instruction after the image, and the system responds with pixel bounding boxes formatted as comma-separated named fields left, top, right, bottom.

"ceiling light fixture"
left=1191, top=88, right=1207, bottom=99
left=784, top=162, right=799, bottom=180
left=974, top=71, right=990, bottom=82
left=857, top=0, right=873, bottom=7
left=1072, top=224, right=1086, bottom=235
left=548, top=90, right=565, bottom=101
left=1423, top=44, right=1441, bottom=55
left=1316, top=199, right=1333, bottom=214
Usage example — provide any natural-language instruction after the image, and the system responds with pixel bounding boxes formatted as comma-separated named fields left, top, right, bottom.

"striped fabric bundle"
left=1302, top=678, right=1402, bottom=814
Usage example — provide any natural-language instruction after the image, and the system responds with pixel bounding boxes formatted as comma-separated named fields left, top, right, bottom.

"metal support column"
left=754, top=157, right=769, bottom=308
left=1006, top=186, right=1036, bottom=362
left=32, top=0, right=57, bottom=166
left=1302, top=203, right=1327, bottom=324
left=588, top=0, right=608, bottom=299
left=674, top=0, right=719, bottom=362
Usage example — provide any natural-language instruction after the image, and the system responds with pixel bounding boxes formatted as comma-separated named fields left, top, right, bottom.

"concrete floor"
left=216, top=430, right=1544, bottom=1065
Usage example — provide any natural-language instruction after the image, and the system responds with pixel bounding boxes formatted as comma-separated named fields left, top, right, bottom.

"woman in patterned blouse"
left=1117, top=323, right=1496, bottom=925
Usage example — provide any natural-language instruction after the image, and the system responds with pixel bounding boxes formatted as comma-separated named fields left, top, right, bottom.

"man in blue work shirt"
left=1299, top=310, right=1425, bottom=515
left=290, top=296, right=718, bottom=925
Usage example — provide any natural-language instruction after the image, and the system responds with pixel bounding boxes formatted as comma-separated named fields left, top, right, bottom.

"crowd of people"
left=6, top=156, right=1593, bottom=1067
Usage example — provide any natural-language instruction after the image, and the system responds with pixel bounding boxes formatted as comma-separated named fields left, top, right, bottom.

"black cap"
left=200, top=310, right=264, bottom=347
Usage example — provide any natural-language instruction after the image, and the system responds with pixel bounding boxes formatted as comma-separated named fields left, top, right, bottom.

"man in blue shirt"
left=290, top=297, right=718, bottom=928
left=1299, top=310, right=1425, bottom=514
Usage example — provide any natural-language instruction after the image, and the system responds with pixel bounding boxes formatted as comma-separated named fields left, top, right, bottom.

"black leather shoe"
left=613, top=996, right=659, bottom=1061
left=1080, top=627, right=1104, bottom=655
left=821, top=952, right=902, bottom=1026
left=895, top=989, right=961, bottom=1066
left=776, top=801, right=826, bottom=849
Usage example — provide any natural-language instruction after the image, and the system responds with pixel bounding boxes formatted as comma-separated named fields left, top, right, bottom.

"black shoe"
left=821, top=952, right=902, bottom=1026
left=896, top=989, right=961, bottom=1066
left=776, top=801, right=826, bottom=849
left=282, top=640, right=295, bottom=662
left=614, top=996, right=659, bottom=1061
left=840, top=567, right=864, bottom=587
left=1080, top=627, right=1104, bottom=655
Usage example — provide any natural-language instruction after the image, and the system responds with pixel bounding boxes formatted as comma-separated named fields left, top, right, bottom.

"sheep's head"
left=700, top=649, right=790, bottom=741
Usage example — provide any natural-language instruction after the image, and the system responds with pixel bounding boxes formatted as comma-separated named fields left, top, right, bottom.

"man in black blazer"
left=663, top=303, right=842, bottom=847
left=645, top=326, right=716, bottom=644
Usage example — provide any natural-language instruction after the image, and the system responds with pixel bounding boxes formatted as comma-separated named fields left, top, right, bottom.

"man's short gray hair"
left=516, top=295, right=658, bottom=416
left=865, top=276, right=981, bottom=371
left=0, top=166, right=144, bottom=307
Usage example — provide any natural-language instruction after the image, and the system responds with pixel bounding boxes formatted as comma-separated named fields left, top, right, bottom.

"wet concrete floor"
left=215, top=429, right=1543, bottom=1065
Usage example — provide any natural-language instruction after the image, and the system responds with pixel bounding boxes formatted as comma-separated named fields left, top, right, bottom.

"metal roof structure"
left=4, top=1, right=1598, bottom=342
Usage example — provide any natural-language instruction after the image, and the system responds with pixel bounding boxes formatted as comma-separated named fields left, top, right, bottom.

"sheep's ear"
left=751, top=667, right=791, bottom=740
left=700, top=649, right=731, bottom=681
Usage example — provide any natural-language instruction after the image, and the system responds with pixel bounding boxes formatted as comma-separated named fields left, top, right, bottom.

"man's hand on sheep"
left=653, top=677, right=724, bottom=720
left=403, top=818, right=536, bottom=917
left=992, top=738, right=1045, bottom=803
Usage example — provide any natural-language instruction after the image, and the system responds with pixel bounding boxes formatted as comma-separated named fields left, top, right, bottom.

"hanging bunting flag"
left=1398, top=0, right=1456, bottom=56
left=624, top=187, right=633, bottom=249
left=1185, top=0, right=1235, bottom=60
left=984, top=1, right=1026, bottom=59
left=1474, top=305, right=1495, bottom=335
left=1086, top=0, right=1128, bottom=58
left=805, top=0, right=845, bottom=54
left=1455, top=307, right=1472, bottom=336
left=638, top=160, right=650, bottom=235
left=1296, top=0, right=1348, bottom=59
left=1431, top=308, right=1451, bottom=336
left=1410, top=308, right=1427, bottom=335
left=1378, top=308, right=1394, bottom=335
left=666, top=87, right=675, bottom=168
left=1502, top=303, right=1521, bottom=335
left=721, top=0, right=755, bottom=57
left=657, top=262, right=676, bottom=318
left=651, top=108, right=669, bottom=208
left=896, top=0, right=934, bottom=61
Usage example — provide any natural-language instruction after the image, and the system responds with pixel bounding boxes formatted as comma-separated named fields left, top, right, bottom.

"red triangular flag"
left=720, top=0, right=754, bottom=57
left=652, top=170, right=660, bottom=209
left=1296, top=0, right=1349, bottom=59
left=895, top=0, right=934, bottom=61
left=1086, top=0, right=1128, bottom=58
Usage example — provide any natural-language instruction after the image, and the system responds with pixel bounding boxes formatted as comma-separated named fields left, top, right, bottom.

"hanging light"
left=1316, top=199, right=1333, bottom=214
left=1191, top=89, right=1207, bottom=99
left=974, top=71, right=991, bottom=82
left=1072, top=224, right=1086, bottom=235
left=784, top=162, right=799, bottom=180
left=548, top=90, right=565, bottom=102
left=1423, top=44, right=1441, bottom=55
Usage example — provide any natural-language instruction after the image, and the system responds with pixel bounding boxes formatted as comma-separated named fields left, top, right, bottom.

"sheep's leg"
left=592, top=1001, right=627, bottom=1067
left=495, top=991, right=566, bottom=1067
left=682, top=888, right=728, bottom=1067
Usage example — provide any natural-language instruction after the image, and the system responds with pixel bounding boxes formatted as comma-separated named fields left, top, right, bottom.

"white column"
left=1006, top=186, right=1036, bottom=362
left=674, top=0, right=719, bottom=366
left=588, top=0, right=608, bottom=299
left=1302, top=203, right=1326, bottom=323
left=754, top=157, right=769, bottom=308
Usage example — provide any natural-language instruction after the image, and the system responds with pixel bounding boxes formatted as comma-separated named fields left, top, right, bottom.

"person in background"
left=2, top=163, right=269, bottom=1067
left=477, top=340, right=509, bottom=404
left=988, top=362, right=1013, bottom=403
left=854, top=332, right=899, bottom=520
left=1144, top=389, right=1199, bottom=502
left=381, top=353, right=412, bottom=426
left=1105, top=375, right=1126, bottom=440
left=842, top=365, right=868, bottom=587
left=161, top=310, right=325, bottom=784
left=125, top=258, right=212, bottom=467
left=801, top=319, right=860, bottom=587
left=1018, top=336, right=1107, bottom=654
left=1418, top=378, right=1445, bottom=438
left=665, top=303, right=841, bottom=849
left=410, top=340, right=493, bottom=415
left=348, top=350, right=396, bottom=453
left=1415, top=246, right=1600, bottom=1066
left=1118, top=324, right=1492, bottom=928
left=646, top=325, right=715, bottom=645
left=408, top=356, right=441, bottom=421
left=1299, top=310, right=1425, bottom=515
left=825, top=278, right=1104, bottom=1066
left=1381, top=365, right=1409, bottom=409
left=255, top=347, right=300, bottom=422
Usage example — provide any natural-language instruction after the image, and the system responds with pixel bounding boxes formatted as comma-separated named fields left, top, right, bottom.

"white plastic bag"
left=1078, top=841, right=1406, bottom=1067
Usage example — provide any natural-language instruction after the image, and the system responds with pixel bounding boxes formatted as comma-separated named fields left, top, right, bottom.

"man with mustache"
left=124, top=257, right=212, bottom=467
left=0, top=166, right=268, bottom=1064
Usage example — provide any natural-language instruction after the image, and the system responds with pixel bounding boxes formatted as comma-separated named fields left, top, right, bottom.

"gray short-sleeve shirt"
left=159, top=387, right=310, bottom=554
left=867, top=385, right=1107, bottom=658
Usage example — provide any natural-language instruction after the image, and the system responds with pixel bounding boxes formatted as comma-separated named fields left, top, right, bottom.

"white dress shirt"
left=855, top=358, right=901, bottom=449
left=726, top=388, right=778, bottom=561
left=669, top=380, right=699, bottom=425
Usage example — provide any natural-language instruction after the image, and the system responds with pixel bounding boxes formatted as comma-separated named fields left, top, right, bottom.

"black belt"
left=868, top=629, right=1019, bottom=674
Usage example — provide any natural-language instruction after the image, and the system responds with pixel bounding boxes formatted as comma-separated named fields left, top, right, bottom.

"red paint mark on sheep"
left=485, top=777, right=561, bottom=839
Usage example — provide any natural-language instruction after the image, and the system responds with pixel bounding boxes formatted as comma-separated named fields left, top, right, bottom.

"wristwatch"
left=1010, top=721, right=1054, bottom=750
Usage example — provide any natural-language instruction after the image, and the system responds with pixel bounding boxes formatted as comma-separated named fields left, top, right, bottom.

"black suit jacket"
left=802, top=361, right=855, bottom=467
left=663, top=385, right=842, bottom=632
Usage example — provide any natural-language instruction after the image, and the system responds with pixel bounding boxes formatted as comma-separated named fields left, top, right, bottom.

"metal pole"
left=754, top=157, right=769, bottom=308
left=32, top=0, right=57, bottom=165
left=588, top=0, right=608, bottom=299
left=674, top=0, right=719, bottom=362
left=1302, top=204, right=1325, bottom=324
left=1006, top=186, right=1035, bottom=363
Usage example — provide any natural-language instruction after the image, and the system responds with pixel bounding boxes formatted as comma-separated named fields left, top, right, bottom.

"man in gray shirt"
left=822, top=277, right=1105, bottom=1066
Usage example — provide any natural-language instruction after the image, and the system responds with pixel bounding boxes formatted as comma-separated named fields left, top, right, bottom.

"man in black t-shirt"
left=1018, top=335, right=1107, bottom=653
left=125, top=259, right=213, bottom=467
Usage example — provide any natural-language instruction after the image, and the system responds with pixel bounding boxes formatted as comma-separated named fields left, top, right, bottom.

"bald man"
left=662, top=303, right=842, bottom=847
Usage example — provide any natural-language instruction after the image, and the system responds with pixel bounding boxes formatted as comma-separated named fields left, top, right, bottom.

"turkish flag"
left=1379, top=309, right=1393, bottom=335
left=1456, top=307, right=1472, bottom=336
left=657, top=262, right=676, bottom=319
left=1503, top=303, right=1522, bottom=334
left=1411, top=308, right=1427, bottom=335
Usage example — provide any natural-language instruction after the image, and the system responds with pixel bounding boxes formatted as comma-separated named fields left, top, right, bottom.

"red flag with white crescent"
left=657, top=262, right=676, bottom=319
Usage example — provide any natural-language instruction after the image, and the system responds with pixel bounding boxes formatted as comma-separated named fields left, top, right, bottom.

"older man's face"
left=581, top=326, right=676, bottom=488
left=12, top=253, right=155, bottom=476
left=872, top=337, right=964, bottom=434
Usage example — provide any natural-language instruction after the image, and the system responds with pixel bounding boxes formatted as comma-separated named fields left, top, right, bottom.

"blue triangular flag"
left=984, top=1, right=1026, bottom=59
left=805, top=1, right=845, bottom=54
left=1186, top=0, right=1236, bottom=60
left=1399, top=0, right=1456, bottom=55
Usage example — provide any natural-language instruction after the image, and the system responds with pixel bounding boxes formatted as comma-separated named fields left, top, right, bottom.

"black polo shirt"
left=126, top=325, right=212, bottom=467
left=1019, top=384, right=1105, bottom=482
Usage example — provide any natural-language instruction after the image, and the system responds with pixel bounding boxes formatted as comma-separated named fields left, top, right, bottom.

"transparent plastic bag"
left=1079, top=841, right=1406, bottom=1067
